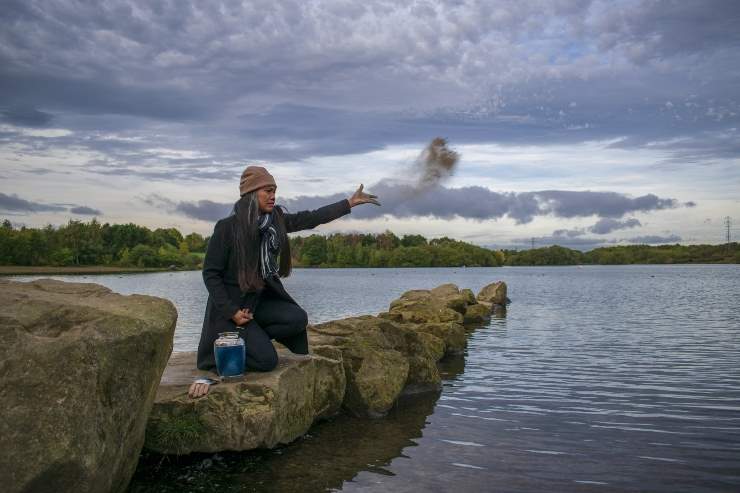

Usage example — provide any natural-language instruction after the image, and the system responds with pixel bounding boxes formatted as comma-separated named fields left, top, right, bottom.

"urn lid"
left=215, top=331, right=243, bottom=347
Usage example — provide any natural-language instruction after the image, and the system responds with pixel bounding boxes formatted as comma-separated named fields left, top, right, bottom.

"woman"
left=189, top=165, right=379, bottom=398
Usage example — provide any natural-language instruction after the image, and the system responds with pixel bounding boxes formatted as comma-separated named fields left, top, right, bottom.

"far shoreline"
left=2, top=263, right=737, bottom=277
left=0, top=266, right=187, bottom=276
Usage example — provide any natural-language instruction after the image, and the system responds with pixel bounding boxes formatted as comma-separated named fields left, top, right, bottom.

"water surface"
left=12, top=265, right=740, bottom=492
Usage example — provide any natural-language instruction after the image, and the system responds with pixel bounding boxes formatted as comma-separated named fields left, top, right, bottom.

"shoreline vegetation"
left=1, top=219, right=738, bottom=274
left=0, top=265, right=175, bottom=275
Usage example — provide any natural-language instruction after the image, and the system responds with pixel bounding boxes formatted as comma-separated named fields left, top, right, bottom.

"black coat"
left=196, top=199, right=352, bottom=370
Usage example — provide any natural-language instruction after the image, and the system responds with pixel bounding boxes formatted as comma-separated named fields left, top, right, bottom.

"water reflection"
left=492, top=305, right=507, bottom=318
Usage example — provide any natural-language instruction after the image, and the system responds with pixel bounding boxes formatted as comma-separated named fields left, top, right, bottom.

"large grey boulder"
left=145, top=349, right=345, bottom=455
left=0, top=278, right=177, bottom=493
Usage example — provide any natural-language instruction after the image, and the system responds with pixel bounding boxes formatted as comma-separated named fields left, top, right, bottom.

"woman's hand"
left=232, top=308, right=253, bottom=326
left=348, top=184, right=380, bottom=208
left=188, top=377, right=218, bottom=399
left=188, top=381, right=210, bottom=398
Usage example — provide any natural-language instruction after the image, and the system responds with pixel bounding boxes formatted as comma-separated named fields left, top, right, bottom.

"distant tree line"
left=0, top=219, right=503, bottom=269
left=504, top=243, right=740, bottom=265
left=2, top=218, right=737, bottom=268
left=0, top=219, right=206, bottom=268
left=290, top=232, right=504, bottom=267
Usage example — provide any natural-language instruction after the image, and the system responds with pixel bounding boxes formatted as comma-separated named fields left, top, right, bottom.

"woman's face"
left=257, top=185, right=276, bottom=213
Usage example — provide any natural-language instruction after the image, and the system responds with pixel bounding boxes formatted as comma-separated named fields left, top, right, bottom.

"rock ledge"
left=146, top=280, right=508, bottom=454
left=145, top=349, right=345, bottom=455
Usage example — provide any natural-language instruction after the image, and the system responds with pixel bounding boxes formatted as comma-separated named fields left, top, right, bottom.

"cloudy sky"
left=1, top=0, right=739, bottom=249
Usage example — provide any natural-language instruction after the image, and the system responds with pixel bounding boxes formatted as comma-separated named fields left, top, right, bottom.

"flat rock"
left=429, top=283, right=460, bottom=298
left=0, top=278, right=177, bottom=493
left=145, top=349, right=345, bottom=455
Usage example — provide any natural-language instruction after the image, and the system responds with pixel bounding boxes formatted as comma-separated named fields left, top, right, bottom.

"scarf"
left=257, top=211, right=280, bottom=280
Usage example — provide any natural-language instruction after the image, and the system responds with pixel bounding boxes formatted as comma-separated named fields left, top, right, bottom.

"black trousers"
left=236, top=287, right=309, bottom=372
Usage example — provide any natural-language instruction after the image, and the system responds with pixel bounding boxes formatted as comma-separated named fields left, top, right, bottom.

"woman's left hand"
left=189, top=382, right=209, bottom=398
left=348, top=184, right=380, bottom=207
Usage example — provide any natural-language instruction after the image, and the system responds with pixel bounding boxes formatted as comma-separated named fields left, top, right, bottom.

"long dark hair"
left=232, top=191, right=292, bottom=293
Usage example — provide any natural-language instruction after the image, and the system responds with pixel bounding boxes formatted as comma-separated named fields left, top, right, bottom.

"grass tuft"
left=146, top=412, right=207, bottom=455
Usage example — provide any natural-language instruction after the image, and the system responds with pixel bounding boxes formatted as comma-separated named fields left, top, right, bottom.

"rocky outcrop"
left=145, top=349, right=345, bottom=455
left=381, top=282, right=487, bottom=327
left=383, top=294, right=463, bottom=324
left=146, top=280, right=507, bottom=453
left=0, top=278, right=177, bottom=493
left=477, top=280, right=508, bottom=306
left=310, top=282, right=494, bottom=417
left=308, top=315, right=444, bottom=416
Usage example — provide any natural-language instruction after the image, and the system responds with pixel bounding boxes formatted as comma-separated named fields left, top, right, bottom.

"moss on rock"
left=145, top=350, right=345, bottom=455
left=0, top=278, right=176, bottom=493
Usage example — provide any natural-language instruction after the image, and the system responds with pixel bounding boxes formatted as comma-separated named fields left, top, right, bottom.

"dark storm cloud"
left=286, top=183, right=683, bottom=224
left=143, top=193, right=233, bottom=222
left=610, top=129, right=740, bottom=165
left=69, top=206, right=102, bottom=215
left=0, top=106, right=54, bottom=127
left=175, top=200, right=233, bottom=222
left=588, top=217, right=642, bottom=235
left=553, top=228, right=587, bottom=238
left=0, top=192, right=102, bottom=215
left=593, top=0, right=740, bottom=60
left=20, top=167, right=60, bottom=175
left=550, top=217, right=642, bottom=239
left=151, top=184, right=690, bottom=224
left=1, top=72, right=209, bottom=121
left=527, top=191, right=677, bottom=222
left=0, top=192, right=66, bottom=212
left=0, top=0, right=738, bottom=168
left=83, top=161, right=238, bottom=181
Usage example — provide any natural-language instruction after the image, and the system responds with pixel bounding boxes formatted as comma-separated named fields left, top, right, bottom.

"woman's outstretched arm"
left=283, top=184, right=380, bottom=233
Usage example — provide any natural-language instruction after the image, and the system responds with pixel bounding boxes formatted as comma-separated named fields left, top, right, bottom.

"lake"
left=11, top=265, right=740, bottom=492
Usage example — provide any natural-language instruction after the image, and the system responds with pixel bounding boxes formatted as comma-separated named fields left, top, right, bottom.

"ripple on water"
left=440, top=440, right=485, bottom=447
